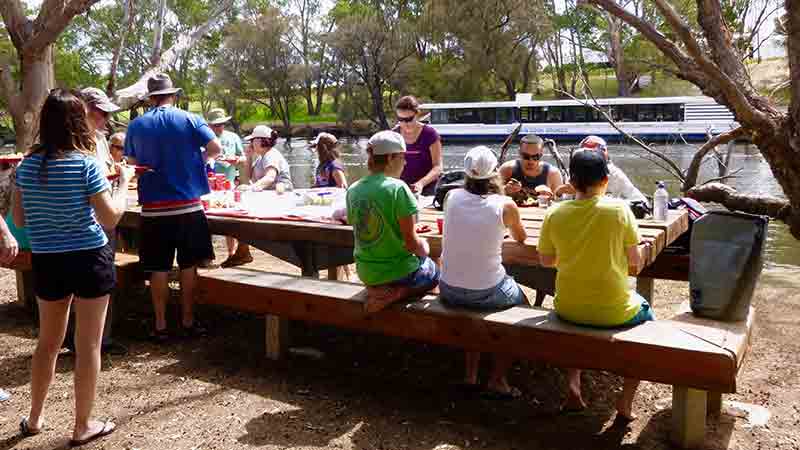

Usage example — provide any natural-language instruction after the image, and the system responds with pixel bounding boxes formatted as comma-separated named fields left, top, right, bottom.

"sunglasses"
left=110, top=144, right=124, bottom=151
left=520, top=153, right=543, bottom=161
left=397, top=115, right=415, bottom=123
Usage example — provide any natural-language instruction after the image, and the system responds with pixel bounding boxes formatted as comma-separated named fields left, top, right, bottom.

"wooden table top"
left=121, top=204, right=689, bottom=276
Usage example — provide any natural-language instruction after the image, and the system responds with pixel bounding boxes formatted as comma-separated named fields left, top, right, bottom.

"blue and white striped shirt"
left=16, top=152, right=110, bottom=254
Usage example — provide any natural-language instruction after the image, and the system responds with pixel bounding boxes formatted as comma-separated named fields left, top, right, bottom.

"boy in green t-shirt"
left=347, top=131, right=440, bottom=313
left=538, top=150, right=654, bottom=421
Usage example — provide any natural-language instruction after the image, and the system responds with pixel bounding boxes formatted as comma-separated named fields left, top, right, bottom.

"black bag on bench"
left=689, top=211, right=768, bottom=321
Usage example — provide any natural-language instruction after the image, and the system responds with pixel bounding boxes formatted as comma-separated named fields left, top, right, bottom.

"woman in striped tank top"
left=13, top=89, right=133, bottom=446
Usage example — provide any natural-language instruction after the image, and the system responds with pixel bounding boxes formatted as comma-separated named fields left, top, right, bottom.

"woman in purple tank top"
left=394, top=96, right=443, bottom=196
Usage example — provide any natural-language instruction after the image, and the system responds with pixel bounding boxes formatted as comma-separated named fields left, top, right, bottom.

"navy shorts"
left=139, top=210, right=214, bottom=272
left=32, top=242, right=116, bottom=301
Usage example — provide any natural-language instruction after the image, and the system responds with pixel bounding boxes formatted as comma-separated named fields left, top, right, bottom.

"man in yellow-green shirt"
left=538, top=150, right=654, bottom=421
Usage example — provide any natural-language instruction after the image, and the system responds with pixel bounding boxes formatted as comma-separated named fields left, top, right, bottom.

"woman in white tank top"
left=440, top=146, right=528, bottom=398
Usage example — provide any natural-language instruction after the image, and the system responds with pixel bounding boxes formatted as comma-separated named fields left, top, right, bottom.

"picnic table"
left=117, top=190, right=690, bottom=302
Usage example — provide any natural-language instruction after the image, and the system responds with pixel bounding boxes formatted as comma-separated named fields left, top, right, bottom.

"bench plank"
left=197, top=268, right=739, bottom=392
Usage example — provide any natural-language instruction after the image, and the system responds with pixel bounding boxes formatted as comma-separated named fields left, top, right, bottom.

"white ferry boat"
left=419, top=95, right=737, bottom=142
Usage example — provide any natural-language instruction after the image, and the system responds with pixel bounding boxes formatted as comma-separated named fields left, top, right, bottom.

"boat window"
left=449, top=109, right=480, bottom=124
left=496, top=108, right=514, bottom=124
left=545, top=106, right=564, bottom=122
left=479, top=108, right=497, bottom=124
left=620, top=105, right=637, bottom=122
left=638, top=105, right=657, bottom=121
left=431, top=109, right=449, bottom=124
left=519, top=107, right=533, bottom=122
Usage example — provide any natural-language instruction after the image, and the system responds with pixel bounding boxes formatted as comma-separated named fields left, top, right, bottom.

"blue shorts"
left=440, top=275, right=526, bottom=311
left=557, top=292, right=656, bottom=329
left=623, top=292, right=656, bottom=326
left=390, top=256, right=440, bottom=291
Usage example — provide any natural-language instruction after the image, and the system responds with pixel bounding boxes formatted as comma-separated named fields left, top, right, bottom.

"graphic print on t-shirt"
left=352, top=198, right=384, bottom=248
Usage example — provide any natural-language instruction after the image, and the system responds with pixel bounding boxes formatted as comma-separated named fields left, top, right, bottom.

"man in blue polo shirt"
left=124, top=73, right=222, bottom=342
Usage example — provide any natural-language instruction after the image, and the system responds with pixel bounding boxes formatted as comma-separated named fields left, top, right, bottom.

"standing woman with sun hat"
left=394, top=95, right=443, bottom=196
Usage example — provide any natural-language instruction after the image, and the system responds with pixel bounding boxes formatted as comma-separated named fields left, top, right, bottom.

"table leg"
left=15, top=269, right=36, bottom=312
left=636, top=277, right=655, bottom=304
left=671, top=386, right=707, bottom=449
left=265, top=315, right=288, bottom=360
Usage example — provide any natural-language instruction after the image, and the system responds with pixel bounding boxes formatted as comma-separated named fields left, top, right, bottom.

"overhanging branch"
left=682, top=127, right=748, bottom=192
left=687, top=182, right=792, bottom=222
left=24, top=0, right=102, bottom=54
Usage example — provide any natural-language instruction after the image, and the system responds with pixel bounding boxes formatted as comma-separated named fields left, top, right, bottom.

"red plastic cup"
left=224, top=180, right=232, bottom=191
left=208, top=177, right=217, bottom=190
left=437, top=218, right=444, bottom=234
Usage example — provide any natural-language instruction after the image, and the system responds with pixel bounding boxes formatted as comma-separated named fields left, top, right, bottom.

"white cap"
left=245, top=125, right=274, bottom=141
left=464, top=146, right=498, bottom=180
left=368, top=130, right=406, bottom=155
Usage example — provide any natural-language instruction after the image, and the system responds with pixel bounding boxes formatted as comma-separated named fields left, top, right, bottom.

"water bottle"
left=653, top=181, right=669, bottom=221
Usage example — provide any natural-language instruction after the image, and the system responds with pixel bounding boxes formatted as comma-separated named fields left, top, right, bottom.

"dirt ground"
left=1, top=239, right=799, bottom=450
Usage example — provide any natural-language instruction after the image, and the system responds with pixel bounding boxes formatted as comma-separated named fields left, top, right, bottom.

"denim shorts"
left=440, top=275, right=526, bottom=311
left=390, top=256, right=440, bottom=291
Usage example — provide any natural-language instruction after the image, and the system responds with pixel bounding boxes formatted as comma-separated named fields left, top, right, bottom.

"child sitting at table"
left=222, top=126, right=293, bottom=268
left=310, top=132, right=348, bottom=189
left=347, top=130, right=440, bottom=313
left=537, top=150, right=654, bottom=421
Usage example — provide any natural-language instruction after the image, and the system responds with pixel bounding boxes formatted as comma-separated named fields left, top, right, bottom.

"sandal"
left=69, top=420, right=115, bottom=447
left=19, top=418, right=42, bottom=437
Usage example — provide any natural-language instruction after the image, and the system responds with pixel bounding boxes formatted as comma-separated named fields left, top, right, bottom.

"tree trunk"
left=607, top=14, right=631, bottom=97
left=503, top=78, right=516, bottom=101
left=369, top=76, right=389, bottom=129
left=106, top=0, right=135, bottom=96
left=12, top=47, right=56, bottom=152
left=150, top=0, right=167, bottom=67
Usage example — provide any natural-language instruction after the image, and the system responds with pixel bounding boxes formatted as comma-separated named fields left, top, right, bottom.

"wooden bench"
left=197, top=267, right=753, bottom=449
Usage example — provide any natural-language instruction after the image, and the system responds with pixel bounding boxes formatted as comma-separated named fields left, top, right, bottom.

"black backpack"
left=433, top=170, right=466, bottom=210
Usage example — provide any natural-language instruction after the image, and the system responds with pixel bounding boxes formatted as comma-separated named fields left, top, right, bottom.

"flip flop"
left=19, top=418, right=42, bottom=437
left=481, top=386, right=523, bottom=401
left=69, top=420, right=115, bottom=447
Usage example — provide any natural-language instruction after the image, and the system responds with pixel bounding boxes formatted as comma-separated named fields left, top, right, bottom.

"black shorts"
left=32, top=243, right=116, bottom=301
left=139, top=210, right=214, bottom=272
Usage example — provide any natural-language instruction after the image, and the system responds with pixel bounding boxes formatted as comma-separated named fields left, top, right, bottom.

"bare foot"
left=71, top=420, right=116, bottom=445
left=365, top=286, right=408, bottom=313
left=615, top=398, right=638, bottom=421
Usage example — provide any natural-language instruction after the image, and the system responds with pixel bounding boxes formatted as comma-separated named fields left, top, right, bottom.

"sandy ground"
left=1, top=239, right=799, bottom=450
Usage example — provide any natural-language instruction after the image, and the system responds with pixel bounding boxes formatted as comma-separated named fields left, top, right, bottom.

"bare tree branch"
left=699, top=167, right=744, bottom=186
left=115, top=0, right=236, bottom=108
left=107, top=0, right=136, bottom=95
left=24, top=0, right=102, bottom=54
left=0, top=0, right=30, bottom=49
left=682, top=127, right=748, bottom=191
left=555, top=87, right=686, bottom=182
left=578, top=0, right=696, bottom=74
left=688, top=182, right=792, bottom=222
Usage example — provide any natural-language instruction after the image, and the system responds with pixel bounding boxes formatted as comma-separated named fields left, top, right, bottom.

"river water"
left=277, top=137, right=800, bottom=275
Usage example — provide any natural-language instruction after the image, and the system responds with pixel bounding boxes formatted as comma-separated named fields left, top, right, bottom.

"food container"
left=201, top=199, right=210, bottom=210
left=538, top=195, right=550, bottom=209
left=234, top=190, right=242, bottom=203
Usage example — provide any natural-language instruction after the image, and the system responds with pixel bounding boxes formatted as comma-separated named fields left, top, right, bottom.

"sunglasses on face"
left=397, top=115, right=415, bottom=123
left=520, top=152, right=543, bottom=161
